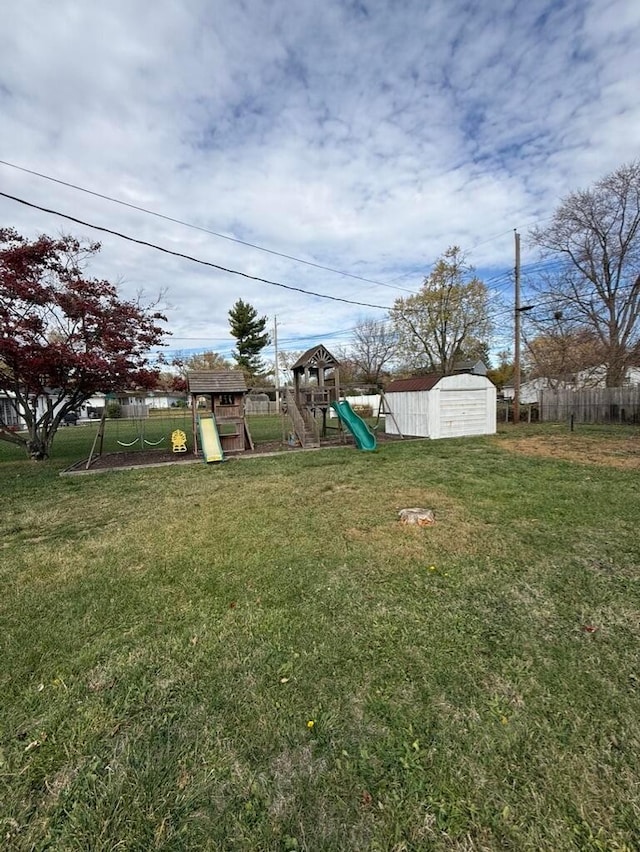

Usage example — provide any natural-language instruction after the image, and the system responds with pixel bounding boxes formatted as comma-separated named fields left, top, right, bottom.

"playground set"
left=81, top=350, right=381, bottom=470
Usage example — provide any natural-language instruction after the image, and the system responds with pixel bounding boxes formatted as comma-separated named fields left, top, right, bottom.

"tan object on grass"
left=398, top=507, right=435, bottom=526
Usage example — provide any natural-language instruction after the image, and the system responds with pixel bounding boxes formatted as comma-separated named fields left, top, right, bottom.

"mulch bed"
left=62, top=433, right=405, bottom=475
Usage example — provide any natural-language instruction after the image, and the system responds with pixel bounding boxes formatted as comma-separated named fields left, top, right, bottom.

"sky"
left=1, top=0, right=639, bottom=370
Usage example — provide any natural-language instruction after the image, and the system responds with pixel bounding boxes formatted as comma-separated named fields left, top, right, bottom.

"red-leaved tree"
left=0, top=228, right=167, bottom=459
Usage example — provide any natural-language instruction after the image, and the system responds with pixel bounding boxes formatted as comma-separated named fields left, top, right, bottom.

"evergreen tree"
left=228, top=299, right=270, bottom=380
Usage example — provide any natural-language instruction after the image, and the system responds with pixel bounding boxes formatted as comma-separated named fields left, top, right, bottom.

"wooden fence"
left=540, top=387, right=640, bottom=424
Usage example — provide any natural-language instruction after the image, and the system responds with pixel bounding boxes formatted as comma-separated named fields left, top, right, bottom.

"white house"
left=0, top=390, right=66, bottom=429
left=384, top=373, right=497, bottom=439
left=502, top=377, right=550, bottom=404
left=0, top=393, right=23, bottom=428
left=503, top=365, right=640, bottom=404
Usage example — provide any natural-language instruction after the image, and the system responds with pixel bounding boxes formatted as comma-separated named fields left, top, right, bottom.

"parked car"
left=62, top=411, right=79, bottom=426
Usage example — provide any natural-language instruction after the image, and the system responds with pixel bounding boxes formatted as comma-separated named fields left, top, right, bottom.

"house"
left=384, top=373, right=496, bottom=439
left=503, top=365, right=640, bottom=405
left=453, top=359, right=488, bottom=376
left=0, top=390, right=67, bottom=429
left=502, top=377, right=550, bottom=405
left=0, top=392, right=23, bottom=429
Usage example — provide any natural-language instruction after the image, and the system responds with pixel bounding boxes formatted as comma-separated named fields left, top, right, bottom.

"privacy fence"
left=540, top=387, right=640, bottom=424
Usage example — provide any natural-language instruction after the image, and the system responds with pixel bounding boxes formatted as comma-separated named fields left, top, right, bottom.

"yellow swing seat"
left=171, top=429, right=187, bottom=453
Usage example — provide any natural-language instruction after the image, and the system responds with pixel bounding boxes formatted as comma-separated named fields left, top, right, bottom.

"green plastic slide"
left=331, top=400, right=377, bottom=451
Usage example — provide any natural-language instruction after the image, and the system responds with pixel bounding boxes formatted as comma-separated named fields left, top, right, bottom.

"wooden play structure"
left=187, top=370, right=254, bottom=461
left=285, top=345, right=341, bottom=448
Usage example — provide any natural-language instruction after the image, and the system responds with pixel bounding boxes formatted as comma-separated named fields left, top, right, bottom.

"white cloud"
left=1, top=0, right=639, bottom=361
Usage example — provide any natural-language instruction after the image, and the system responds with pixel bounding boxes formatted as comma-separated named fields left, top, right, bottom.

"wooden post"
left=191, top=395, right=198, bottom=456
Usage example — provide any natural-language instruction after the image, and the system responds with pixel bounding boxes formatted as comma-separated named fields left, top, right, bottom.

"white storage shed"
left=384, top=374, right=497, bottom=439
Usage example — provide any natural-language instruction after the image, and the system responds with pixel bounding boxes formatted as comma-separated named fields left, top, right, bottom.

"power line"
left=0, top=191, right=392, bottom=311
left=0, top=158, right=417, bottom=294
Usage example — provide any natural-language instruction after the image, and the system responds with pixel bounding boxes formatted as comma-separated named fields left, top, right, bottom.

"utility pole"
left=273, top=315, right=280, bottom=412
left=513, top=230, right=521, bottom=425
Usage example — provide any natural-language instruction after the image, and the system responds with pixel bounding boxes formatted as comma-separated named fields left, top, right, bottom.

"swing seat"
left=171, top=429, right=187, bottom=453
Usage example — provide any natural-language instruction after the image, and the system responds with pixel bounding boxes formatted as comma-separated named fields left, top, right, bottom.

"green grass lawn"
left=1, top=425, right=639, bottom=850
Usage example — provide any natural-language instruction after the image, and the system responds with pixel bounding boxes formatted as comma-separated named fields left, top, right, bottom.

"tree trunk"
left=606, top=342, right=627, bottom=387
left=26, top=429, right=51, bottom=460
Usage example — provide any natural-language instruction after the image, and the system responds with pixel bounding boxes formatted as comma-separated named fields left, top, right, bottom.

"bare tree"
left=172, top=350, right=232, bottom=378
left=333, top=346, right=361, bottom=389
left=524, top=326, right=604, bottom=388
left=277, top=350, right=305, bottom=386
left=390, top=247, right=492, bottom=374
left=530, top=160, right=640, bottom=387
left=350, top=319, right=397, bottom=387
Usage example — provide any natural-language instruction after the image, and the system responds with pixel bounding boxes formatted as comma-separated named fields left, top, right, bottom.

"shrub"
left=352, top=405, right=373, bottom=418
left=106, top=401, right=122, bottom=419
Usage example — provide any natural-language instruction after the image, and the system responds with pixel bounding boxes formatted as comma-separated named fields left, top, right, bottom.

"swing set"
left=115, top=416, right=166, bottom=449
left=85, top=395, right=190, bottom=469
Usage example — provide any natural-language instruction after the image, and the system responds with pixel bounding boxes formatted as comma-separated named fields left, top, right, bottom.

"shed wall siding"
left=385, top=391, right=430, bottom=437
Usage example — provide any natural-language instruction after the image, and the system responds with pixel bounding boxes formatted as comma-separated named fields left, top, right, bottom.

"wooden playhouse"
left=187, top=370, right=254, bottom=456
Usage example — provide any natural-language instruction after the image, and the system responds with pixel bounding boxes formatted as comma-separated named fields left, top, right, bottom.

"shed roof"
left=385, top=375, right=442, bottom=393
left=187, top=370, right=247, bottom=393
left=291, top=345, right=340, bottom=371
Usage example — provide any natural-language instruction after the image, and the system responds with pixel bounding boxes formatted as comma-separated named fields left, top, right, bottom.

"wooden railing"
left=286, top=389, right=319, bottom=447
left=300, top=387, right=334, bottom=407
left=302, top=408, right=320, bottom=445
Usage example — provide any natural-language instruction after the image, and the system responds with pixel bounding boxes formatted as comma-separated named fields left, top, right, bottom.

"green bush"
left=106, top=401, right=122, bottom=419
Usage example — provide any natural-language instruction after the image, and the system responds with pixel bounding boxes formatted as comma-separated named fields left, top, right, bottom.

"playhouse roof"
left=385, top=375, right=442, bottom=393
left=187, top=370, right=247, bottom=394
left=291, top=345, right=340, bottom=371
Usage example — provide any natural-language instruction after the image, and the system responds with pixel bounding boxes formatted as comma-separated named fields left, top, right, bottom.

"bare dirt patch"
left=496, top=434, right=640, bottom=470
left=62, top=433, right=404, bottom=474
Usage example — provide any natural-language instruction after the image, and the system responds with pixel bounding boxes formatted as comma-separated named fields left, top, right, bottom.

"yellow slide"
left=198, top=416, right=224, bottom=463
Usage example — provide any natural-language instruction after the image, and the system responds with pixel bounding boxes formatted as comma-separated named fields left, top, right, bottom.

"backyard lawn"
left=1, top=423, right=639, bottom=850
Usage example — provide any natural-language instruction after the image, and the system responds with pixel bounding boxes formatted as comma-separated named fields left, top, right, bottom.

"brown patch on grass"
left=44, top=765, right=79, bottom=803
left=87, top=664, right=116, bottom=692
left=495, top=433, right=640, bottom=470
left=268, top=745, right=326, bottom=820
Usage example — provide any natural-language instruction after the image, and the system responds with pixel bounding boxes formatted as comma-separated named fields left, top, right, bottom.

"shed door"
left=439, top=389, right=487, bottom=438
